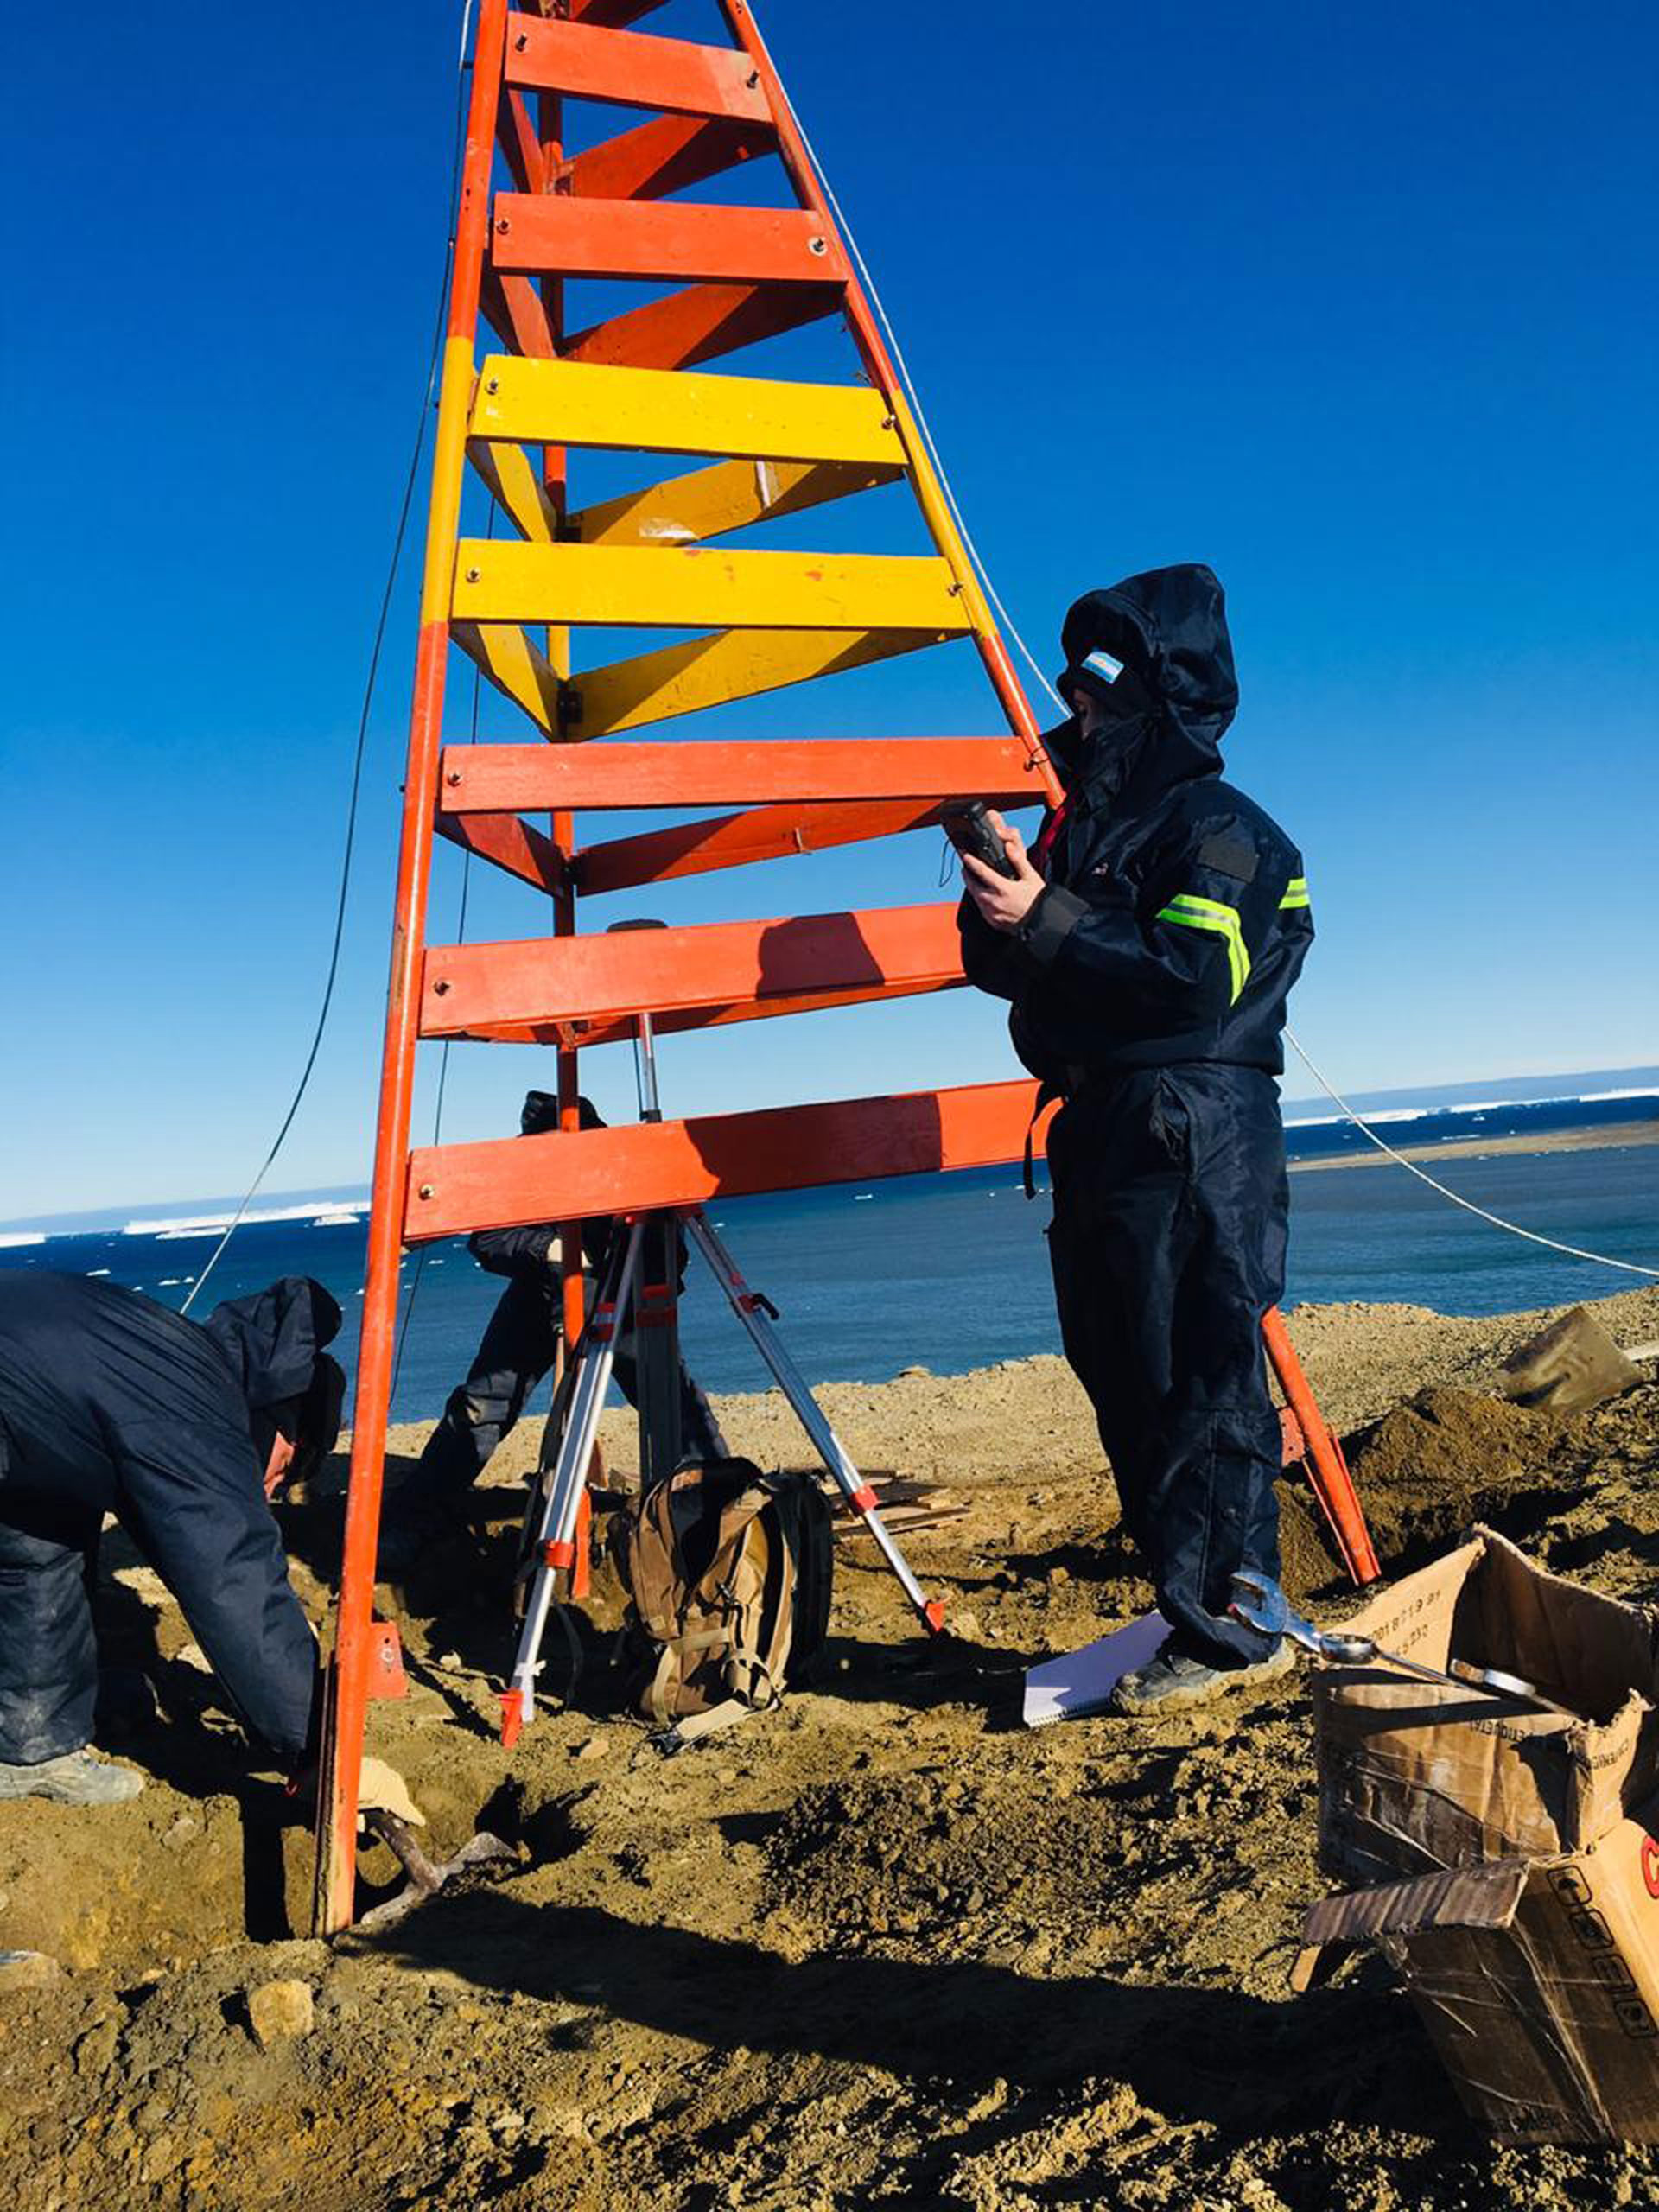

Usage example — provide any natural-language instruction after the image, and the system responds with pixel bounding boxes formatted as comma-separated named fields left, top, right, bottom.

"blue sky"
left=3, top=0, right=1655, bottom=1222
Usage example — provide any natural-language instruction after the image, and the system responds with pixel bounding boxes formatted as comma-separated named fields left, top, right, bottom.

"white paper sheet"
left=1020, top=1611, right=1171, bottom=1727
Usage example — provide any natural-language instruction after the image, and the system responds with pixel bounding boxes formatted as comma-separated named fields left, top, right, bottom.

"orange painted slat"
left=564, top=114, right=772, bottom=202
left=419, top=900, right=963, bottom=1039
left=435, top=810, right=566, bottom=896
left=575, top=799, right=950, bottom=895
left=480, top=265, right=556, bottom=360
left=564, top=280, right=841, bottom=372
left=496, top=88, right=547, bottom=195
left=404, top=1079, right=1046, bottom=1236
left=575, top=979, right=946, bottom=1046
left=437, top=738, right=1036, bottom=813
left=505, top=18, right=772, bottom=124
left=435, top=974, right=953, bottom=1050
left=492, top=194, right=849, bottom=285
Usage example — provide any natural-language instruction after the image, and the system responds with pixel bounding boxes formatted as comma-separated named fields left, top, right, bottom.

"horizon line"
left=4, top=1058, right=1656, bottom=1238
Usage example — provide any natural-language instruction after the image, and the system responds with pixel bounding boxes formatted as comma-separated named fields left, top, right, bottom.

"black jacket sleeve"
left=1014, top=818, right=1295, bottom=1030
left=111, top=1418, right=319, bottom=1764
left=469, top=1224, right=561, bottom=1280
left=957, top=890, right=1027, bottom=1003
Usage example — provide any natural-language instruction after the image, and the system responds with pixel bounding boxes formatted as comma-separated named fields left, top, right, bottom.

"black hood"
left=202, top=1276, right=342, bottom=1413
left=521, top=1090, right=603, bottom=1137
left=1052, top=563, right=1238, bottom=809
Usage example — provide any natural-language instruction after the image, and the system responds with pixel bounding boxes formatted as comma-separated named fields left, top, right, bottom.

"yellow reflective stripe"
left=1279, top=876, right=1310, bottom=911
left=1156, top=893, right=1249, bottom=1003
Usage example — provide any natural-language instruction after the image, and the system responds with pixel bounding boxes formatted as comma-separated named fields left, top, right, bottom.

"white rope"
left=1284, top=1027, right=1659, bottom=1281
left=765, top=16, right=1656, bottom=1289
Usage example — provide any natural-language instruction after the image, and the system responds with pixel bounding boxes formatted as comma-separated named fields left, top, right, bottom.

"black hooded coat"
left=958, top=566, right=1313, bottom=1668
left=960, top=563, right=1312, bottom=1079
left=0, top=1272, right=333, bottom=1765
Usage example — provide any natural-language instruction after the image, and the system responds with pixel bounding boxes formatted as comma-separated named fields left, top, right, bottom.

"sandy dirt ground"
left=3, top=1284, right=1659, bottom=2210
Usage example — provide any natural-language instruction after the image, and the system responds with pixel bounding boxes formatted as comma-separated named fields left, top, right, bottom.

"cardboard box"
left=1302, top=1807, right=1659, bottom=2143
left=1315, top=1527, right=1659, bottom=1887
left=1303, top=1529, right=1659, bottom=2141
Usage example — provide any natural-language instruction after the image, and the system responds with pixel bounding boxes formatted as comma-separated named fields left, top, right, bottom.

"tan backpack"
left=613, top=1458, right=833, bottom=1748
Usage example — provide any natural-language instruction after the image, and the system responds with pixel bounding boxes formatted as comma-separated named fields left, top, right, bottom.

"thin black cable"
left=178, top=36, right=473, bottom=1317
left=388, top=522, right=489, bottom=1408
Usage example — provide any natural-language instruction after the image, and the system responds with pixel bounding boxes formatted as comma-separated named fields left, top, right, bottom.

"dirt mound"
left=1341, top=1388, right=1566, bottom=1567
left=1350, top=1386, right=1561, bottom=1491
left=1274, top=1389, right=1592, bottom=1604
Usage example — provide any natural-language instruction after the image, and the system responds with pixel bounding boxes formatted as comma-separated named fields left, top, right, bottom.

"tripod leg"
left=686, top=1215, right=944, bottom=1636
left=502, top=1222, right=642, bottom=1745
left=632, top=1213, right=683, bottom=1489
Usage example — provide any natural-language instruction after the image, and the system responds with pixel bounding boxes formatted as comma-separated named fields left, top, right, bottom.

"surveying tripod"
left=499, top=995, right=945, bottom=1749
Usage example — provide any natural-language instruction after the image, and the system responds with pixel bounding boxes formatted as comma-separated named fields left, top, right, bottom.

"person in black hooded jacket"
left=0, top=1271, right=345, bottom=1802
left=958, top=563, right=1313, bottom=1714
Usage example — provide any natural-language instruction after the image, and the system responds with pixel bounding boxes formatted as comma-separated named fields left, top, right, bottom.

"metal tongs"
left=1229, top=1568, right=1580, bottom=1716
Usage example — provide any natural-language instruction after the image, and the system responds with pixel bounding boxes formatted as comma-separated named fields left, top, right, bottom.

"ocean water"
left=2, top=1093, right=1654, bottom=1423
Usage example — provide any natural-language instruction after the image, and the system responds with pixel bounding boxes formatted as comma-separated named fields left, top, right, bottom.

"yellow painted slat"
left=469, top=441, right=561, bottom=544
left=469, top=355, right=907, bottom=467
left=451, top=620, right=562, bottom=733
left=451, top=543, right=969, bottom=632
left=568, top=626, right=948, bottom=740
left=571, top=454, right=902, bottom=549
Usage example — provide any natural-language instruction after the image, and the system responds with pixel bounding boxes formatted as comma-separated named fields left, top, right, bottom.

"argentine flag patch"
left=1084, top=647, right=1124, bottom=684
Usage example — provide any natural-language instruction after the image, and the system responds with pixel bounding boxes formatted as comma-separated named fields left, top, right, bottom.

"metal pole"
left=605, top=924, right=681, bottom=1486
left=633, top=1011, right=663, bottom=1123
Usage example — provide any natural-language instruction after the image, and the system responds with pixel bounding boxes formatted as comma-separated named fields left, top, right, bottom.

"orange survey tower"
left=316, top=0, right=1376, bottom=1931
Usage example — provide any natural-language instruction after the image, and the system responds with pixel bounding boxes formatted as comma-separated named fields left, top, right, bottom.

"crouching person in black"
left=0, top=1271, right=346, bottom=1803
left=382, top=1090, right=728, bottom=1561
left=958, top=564, right=1313, bottom=1715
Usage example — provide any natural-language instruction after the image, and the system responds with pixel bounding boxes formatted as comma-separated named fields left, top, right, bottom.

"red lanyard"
left=1033, top=797, right=1071, bottom=875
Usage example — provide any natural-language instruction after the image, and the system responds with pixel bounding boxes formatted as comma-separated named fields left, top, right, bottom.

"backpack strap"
left=651, top=1694, right=762, bottom=1755
left=695, top=1491, right=791, bottom=1706
left=724, top=1638, right=782, bottom=1714
left=643, top=1625, right=731, bottom=1728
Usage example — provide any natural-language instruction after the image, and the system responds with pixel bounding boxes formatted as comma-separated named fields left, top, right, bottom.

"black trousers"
left=1046, top=1064, right=1287, bottom=1667
left=0, top=1491, right=102, bottom=1764
left=412, top=1270, right=727, bottom=1500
